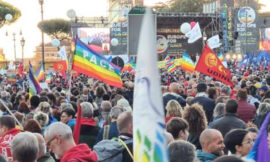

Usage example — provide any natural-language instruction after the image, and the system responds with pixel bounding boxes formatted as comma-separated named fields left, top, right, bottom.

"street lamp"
left=20, top=37, right=25, bottom=67
left=39, top=0, right=45, bottom=72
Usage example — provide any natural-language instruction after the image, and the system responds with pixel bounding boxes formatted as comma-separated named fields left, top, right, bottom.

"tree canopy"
left=38, top=19, right=71, bottom=41
left=0, top=1, right=21, bottom=28
left=153, top=0, right=203, bottom=13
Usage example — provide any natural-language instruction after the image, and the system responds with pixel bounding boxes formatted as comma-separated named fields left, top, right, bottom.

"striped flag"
left=133, top=9, right=169, bottom=162
left=122, top=58, right=136, bottom=73
left=28, top=62, right=42, bottom=98
left=35, top=63, right=45, bottom=82
left=72, top=39, right=122, bottom=88
left=181, top=53, right=195, bottom=72
left=166, top=59, right=176, bottom=73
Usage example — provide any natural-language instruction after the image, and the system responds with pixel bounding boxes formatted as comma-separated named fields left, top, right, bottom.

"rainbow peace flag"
left=181, top=53, right=195, bottom=72
left=122, top=58, right=136, bottom=73
left=28, top=62, right=42, bottom=98
left=35, top=63, right=45, bottom=82
left=72, top=39, right=122, bottom=88
left=166, top=59, right=176, bottom=73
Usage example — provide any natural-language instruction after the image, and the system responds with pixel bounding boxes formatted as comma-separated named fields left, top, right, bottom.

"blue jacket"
left=96, top=122, right=119, bottom=143
left=196, top=150, right=218, bottom=162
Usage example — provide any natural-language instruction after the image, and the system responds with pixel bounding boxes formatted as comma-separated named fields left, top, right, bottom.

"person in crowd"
left=246, top=127, right=258, bottom=141
left=24, top=119, right=42, bottom=134
left=116, top=97, right=132, bottom=112
left=220, top=85, right=231, bottom=98
left=0, top=115, right=21, bottom=159
left=60, top=108, right=76, bottom=127
left=11, top=132, right=39, bottom=162
left=185, top=96, right=194, bottom=106
left=224, top=129, right=253, bottom=157
left=30, top=95, right=40, bottom=111
left=47, top=93, right=58, bottom=110
left=117, top=111, right=133, bottom=162
left=98, top=100, right=112, bottom=127
left=168, top=140, right=197, bottom=162
left=197, top=129, right=225, bottom=162
left=163, top=82, right=186, bottom=111
left=34, top=111, right=49, bottom=134
left=208, top=87, right=217, bottom=100
left=210, top=99, right=246, bottom=137
left=212, top=103, right=226, bottom=121
left=165, top=100, right=183, bottom=123
left=190, top=83, right=215, bottom=122
left=258, top=85, right=268, bottom=100
left=18, top=101, right=30, bottom=114
left=213, top=155, right=245, bottom=162
left=34, top=133, right=55, bottom=162
left=77, top=102, right=99, bottom=148
left=237, top=89, right=256, bottom=123
left=166, top=117, right=189, bottom=140
left=253, top=102, right=270, bottom=128
left=96, top=106, right=124, bottom=143
left=183, top=103, right=207, bottom=149
left=44, top=122, right=97, bottom=162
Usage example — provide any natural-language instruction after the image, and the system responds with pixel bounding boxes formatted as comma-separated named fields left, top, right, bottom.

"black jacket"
left=163, top=92, right=186, bottom=112
left=190, top=96, right=215, bottom=122
left=210, top=113, right=246, bottom=137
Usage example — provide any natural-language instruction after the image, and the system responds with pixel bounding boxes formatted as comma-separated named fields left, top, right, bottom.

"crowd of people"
left=0, top=66, right=269, bottom=162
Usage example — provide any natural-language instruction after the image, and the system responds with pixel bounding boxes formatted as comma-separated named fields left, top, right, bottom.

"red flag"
left=18, top=62, right=24, bottom=77
left=73, top=106, right=82, bottom=144
left=53, top=61, right=67, bottom=72
left=195, top=44, right=233, bottom=87
left=53, top=61, right=67, bottom=79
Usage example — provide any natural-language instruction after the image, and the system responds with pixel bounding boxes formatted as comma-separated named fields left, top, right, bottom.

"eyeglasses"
left=242, top=139, right=254, bottom=145
left=46, top=136, right=57, bottom=147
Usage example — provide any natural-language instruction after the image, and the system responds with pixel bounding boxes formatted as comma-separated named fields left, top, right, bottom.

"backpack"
left=93, top=138, right=133, bottom=162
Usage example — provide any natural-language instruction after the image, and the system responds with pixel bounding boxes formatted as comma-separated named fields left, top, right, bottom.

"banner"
left=195, top=44, right=233, bottom=87
left=207, top=35, right=221, bottom=49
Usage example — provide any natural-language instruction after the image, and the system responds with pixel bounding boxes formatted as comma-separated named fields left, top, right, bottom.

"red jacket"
left=237, top=100, right=256, bottom=123
left=0, top=128, right=21, bottom=159
left=61, top=144, right=97, bottom=162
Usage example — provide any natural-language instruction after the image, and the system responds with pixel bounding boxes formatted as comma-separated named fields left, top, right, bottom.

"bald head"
left=117, top=111, right=133, bottom=134
left=200, top=129, right=221, bottom=147
left=199, top=129, right=225, bottom=155
left=169, top=82, right=180, bottom=93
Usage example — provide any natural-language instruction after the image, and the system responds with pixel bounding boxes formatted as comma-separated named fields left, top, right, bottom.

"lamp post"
left=39, top=0, right=45, bottom=72
left=20, top=37, right=25, bottom=67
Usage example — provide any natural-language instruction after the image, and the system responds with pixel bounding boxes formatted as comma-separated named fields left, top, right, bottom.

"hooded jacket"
left=0, top=128, right=21, bottom=159
left=61, top=144, right=98, bottom=162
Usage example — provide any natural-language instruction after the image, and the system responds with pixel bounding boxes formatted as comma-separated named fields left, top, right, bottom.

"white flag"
left=185, top=22, right=202, bottom=43
left=207, top=35, right=221, bottom=49
left=58, top=46, right=67, bottom=60
left=133, top=9, right=169, bottom=162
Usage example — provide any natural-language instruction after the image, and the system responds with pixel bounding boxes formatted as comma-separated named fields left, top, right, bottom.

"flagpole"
left=0, top=99, right=23, bottom=128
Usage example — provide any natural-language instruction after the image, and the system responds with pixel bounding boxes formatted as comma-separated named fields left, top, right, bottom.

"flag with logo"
left=53, top=61, right=67, bottom=79
left=195, top=44, right=233, bottom=87
left=133, top=9, right=169, bottom=162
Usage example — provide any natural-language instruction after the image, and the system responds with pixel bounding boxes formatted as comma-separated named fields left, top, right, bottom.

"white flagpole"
left=0, top=99, right=23, bottom=128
